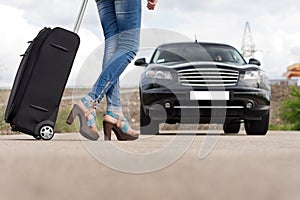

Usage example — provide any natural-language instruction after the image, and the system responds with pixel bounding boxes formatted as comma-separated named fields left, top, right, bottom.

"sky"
left=0, top=0, right=300, bottom=88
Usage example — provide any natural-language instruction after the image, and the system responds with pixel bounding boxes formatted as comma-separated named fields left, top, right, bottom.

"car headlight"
left=145, top=70, right=173, bottom=80
left=243, top=70, right=263, bottom=80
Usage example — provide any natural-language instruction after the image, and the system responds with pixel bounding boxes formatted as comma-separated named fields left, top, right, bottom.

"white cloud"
left=0, top=1, right=102, bottom=88
left=0, top=5, right=39, bottom=87
left=0, top=0, right=85, bottom=26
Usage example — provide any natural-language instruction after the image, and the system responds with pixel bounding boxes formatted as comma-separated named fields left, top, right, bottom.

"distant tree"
left=280, top=86, right=300, bottom=130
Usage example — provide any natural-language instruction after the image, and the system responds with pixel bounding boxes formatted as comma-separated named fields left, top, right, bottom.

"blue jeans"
left=88, top=0, right=141, bottom=112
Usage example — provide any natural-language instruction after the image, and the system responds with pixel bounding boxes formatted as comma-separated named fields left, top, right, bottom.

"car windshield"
left=151, top=43, right=246, bottom=65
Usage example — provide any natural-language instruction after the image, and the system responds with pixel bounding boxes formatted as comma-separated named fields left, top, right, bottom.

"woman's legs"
left=68, top=0, right=141, bottom=140
left=95, top=0, right=121, bottom=113
left=89, top=0, right=141, bottom=108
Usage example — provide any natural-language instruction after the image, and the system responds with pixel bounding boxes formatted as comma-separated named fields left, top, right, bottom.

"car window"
left=205, top=45, right=245, bottom=64
left=152, top=44, right=246, bottom=65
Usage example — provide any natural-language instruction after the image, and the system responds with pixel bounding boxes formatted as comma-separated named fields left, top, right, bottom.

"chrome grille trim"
left=174, top=106, right=244, bottom=109
left=177, top=66, right=239, bottom=87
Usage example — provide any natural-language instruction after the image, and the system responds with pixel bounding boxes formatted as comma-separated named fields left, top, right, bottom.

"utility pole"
left=241, top=21, right=256, bottom=58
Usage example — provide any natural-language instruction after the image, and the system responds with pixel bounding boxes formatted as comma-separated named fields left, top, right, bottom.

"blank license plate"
left=190, top=91, right=230, bottom=100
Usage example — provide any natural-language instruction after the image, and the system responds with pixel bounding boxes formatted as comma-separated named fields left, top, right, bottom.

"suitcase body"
left=5, top=27, right=80, bottom=140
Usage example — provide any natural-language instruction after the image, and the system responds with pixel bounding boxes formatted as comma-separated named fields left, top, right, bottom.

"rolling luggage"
left=5, top=0, right=89, bottom=140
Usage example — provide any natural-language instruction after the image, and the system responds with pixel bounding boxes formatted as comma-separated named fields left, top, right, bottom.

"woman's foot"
left=66, top=96, right=99, bottom=141
left=103, top=111, right=139, bottom=141
left=104, top=112, right=138, bottom=136
left=76, top=98, right=98, bottom=130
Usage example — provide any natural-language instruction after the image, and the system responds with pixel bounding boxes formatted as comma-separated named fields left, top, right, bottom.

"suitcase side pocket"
left=5, top=28, right=53, bottom=123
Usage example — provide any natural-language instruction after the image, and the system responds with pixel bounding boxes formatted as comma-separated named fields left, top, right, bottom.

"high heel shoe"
left=103, top=111, right=139, bottom=141
left=66, top=97, right=99, bottom=141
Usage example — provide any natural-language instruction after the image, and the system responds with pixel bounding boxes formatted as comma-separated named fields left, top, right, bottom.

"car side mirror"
left=134, top=58, right=148, bottom=67
left=249, top=58, right=261, bottom=66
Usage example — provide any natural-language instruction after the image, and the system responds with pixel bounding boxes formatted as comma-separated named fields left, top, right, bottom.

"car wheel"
left=223, top=122, right=240, bottom=134
left=140, top=104, right=160, bottom=135
left=245, top=113, right=269, bottom=135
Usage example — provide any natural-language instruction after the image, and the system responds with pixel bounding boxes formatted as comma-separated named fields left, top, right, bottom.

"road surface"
left=0, top=131, right=300, bottom=200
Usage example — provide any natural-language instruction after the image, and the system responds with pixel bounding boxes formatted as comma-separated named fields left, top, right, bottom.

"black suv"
left=135, top=42, right=271, bottom=135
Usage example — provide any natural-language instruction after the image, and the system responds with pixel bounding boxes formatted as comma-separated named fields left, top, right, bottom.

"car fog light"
left=246, top=102, right=253, bottom=109
left=164, top=102, right=172, bottom=109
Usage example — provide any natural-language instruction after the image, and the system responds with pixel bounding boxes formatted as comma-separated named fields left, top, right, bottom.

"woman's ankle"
left=78, top=96, right=94, bottom=109
left=104, top=112, right=122, bottom=123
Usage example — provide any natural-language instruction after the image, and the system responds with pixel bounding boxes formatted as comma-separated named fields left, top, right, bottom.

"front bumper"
left=140, top=86, right=270, bottom=124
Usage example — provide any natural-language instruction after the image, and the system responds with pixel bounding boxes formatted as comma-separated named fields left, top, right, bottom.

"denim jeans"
left=88, top=0, right=141, bottom=112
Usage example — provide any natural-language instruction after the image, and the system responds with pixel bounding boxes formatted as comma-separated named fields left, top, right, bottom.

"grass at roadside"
left=0, top=108, right=10, bottom=131
left=269, top=124, right=295, bottom=131
left=55, top=105, right=104, bottom=133
left=55, top=106, right=77, bottom=133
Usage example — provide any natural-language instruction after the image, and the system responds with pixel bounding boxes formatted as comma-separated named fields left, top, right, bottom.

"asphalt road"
left=0, top=131, right=300, bottom=200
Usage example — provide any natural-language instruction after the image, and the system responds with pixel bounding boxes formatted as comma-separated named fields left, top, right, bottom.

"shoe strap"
left=116, top=117, right=122, bottom=128
left=121, top=121, right=129, bottom=134
left=87, top=117, right=96, bottom=127
left=81, top=97, right=92, bottom=109
left=85, top=109, right=96, bottom=119
left=105, top=111, right=126, bottom=122
left=105, top=111, right=129, bottom=134
left=82, top=97, right=97, bottom=127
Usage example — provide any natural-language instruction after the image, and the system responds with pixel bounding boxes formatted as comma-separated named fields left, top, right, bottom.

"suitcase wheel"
left=39, top=125, right=54, bottom=140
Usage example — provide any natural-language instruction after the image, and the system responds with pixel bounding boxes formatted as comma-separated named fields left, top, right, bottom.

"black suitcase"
left=5, top=0, right=88, bottom=140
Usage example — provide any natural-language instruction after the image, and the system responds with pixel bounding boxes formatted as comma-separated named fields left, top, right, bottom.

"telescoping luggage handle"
left=73, top=0, right=88, bottom=33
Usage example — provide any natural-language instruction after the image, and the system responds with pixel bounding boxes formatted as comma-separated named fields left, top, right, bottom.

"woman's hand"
left=147, top=0, right=158, bottom=10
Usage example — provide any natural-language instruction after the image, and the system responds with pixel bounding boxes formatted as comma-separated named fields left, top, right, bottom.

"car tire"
left=140, top=104, right=160, bottom=135
left=245, top=113, right=269, bottom=135
left=223, top=122, right=240, bottom=134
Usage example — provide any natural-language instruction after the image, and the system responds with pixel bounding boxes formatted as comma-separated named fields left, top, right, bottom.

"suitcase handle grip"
left=73, top=0, right=88, bottom=33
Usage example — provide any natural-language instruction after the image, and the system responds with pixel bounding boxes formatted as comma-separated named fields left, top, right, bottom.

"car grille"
left=177, top=66, right=239, bottom=87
